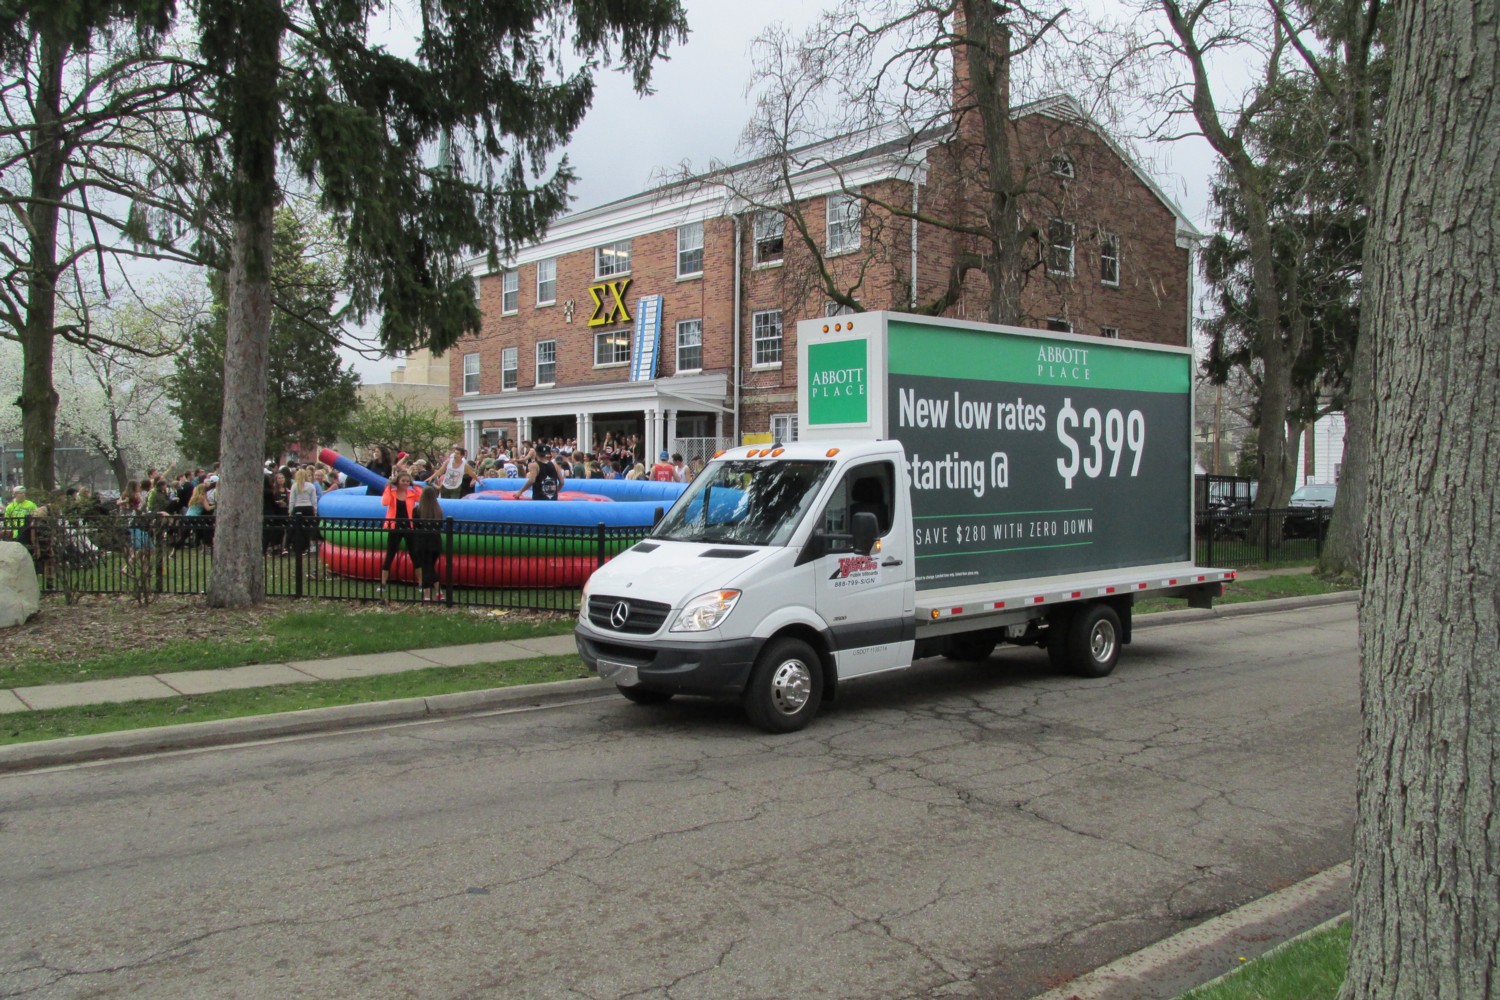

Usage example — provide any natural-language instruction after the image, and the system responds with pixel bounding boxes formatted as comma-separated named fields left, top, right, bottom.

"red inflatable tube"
left=320, top=542, right=599, bottom=588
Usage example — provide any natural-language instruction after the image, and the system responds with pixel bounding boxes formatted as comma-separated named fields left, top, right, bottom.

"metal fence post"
left=597, top=522, right=607, bottom=570
left=444, top=517, right=455, bottom=607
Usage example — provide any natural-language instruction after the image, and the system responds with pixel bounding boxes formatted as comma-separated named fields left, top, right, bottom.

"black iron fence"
left=1195, top=505, right=1333, bottom=568
left=6, top=505, right=1327, bottom=607
left=6, top=512, right=651, bottom=612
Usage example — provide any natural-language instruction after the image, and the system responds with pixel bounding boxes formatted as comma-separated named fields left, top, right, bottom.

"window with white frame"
left=825, top=299, right=859, bottom=317
left=770, top=413, right=799, bottom=444
left=595, top=240, right=631, bottom=277
left=752, top=309, right=783, bottom=366
left=826, top=193, right=861, bottom=254
left=753, top=211, right=784, bottom=265
left=594, top=329, right=631, bottom=366
left=536, top=340, right=556, bottom=385
left=501, top=269, right=519, bottom=313
left=1047, top=218, right=1075, bottom=276
left=1046, top=317, right=1073, bottom=333
left=462, top=352, right=479, bottom=394
left=1100, top=232, right=1120, bottom=286
left=1100, top=326, right=1120, bottom=339
left=1051, top=153, right=1075, bottom=179
left=677, top=222, right=704, bottom=277
left=676, top=318, right=703, bottom=372
left=501, top=347, right=518, bottom=390
left=536, top=258, right=556, bottom=305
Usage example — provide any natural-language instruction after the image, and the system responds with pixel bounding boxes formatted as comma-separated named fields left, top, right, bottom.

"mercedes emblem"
left=610, top=601, right=630, bottom=629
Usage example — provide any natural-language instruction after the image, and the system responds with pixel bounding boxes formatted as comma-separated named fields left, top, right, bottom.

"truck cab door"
left=810, top=461, right=914, bottom=678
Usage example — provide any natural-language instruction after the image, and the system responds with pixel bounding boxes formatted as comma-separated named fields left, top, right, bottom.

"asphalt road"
left=0, top=602, right=1357, bottom=999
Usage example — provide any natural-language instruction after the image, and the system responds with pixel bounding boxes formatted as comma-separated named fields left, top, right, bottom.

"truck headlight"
left=671, top=590, right=742, bottom=632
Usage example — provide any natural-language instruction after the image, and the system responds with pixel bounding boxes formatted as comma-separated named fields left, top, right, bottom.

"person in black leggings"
left=379, top=471, right=423, bottom=599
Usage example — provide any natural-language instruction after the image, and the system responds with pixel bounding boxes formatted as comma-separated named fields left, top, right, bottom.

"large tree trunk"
left=958, top=0, right=1023, bottom=326
left=1340, top=2, right=1499, bottom=996
left=207, top=205, right=274, bottom=607
left=20, top=33, right=66, bottom=494
left=204, top=0, right=283, bottom=608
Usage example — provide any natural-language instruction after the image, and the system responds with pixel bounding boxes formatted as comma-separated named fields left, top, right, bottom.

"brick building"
left=448, top=93, right=1199, bottom=463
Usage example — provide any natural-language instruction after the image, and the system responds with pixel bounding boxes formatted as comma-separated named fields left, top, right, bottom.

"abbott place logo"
left=808, top=339, right=869, bottom=425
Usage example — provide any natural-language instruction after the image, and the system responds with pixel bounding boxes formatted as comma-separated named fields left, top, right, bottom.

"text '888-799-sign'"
left=886, top=321, right=1193, bottom=590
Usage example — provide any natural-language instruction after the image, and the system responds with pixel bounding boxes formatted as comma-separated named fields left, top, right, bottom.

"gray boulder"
left=0, top=541, right=40, bottom=627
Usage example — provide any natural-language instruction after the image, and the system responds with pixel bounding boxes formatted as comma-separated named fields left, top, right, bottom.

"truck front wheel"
left=1067, top=604, right=1122, bottom=678
left=743, top=637, right=824, bottom=733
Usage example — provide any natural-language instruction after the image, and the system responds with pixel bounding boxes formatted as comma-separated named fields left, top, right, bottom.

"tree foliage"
left=0, top=1, right=207, bottom=491
left=169, top=0, right=685, bottom=606
left=1198, top=58, right=1377, bottom=429
left=340, top=394, right=459, bottom=470
left=717, top=0, right=1070, bottom=325
left=170, top=209, right=359, bottom=463
left=1112, top=0, right=1386, bottom=517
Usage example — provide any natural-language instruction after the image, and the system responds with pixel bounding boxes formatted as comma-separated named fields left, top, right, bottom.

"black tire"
left=944, top=634, right=996, bottom=662
left=1067, top=604, right=1122, bottom=678
left=742, top=637, right=823, bottom=733
left=617, top=685, right=673, bottom=705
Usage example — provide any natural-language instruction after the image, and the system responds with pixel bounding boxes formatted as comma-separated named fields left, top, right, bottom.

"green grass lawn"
left=0, top=655, right=590, bottom=746
left=1135, top=571, right=1346, bottom=616
left=3, top=605, right=575, bottom=688
left=1178, top=919, right=1349, bottom=1000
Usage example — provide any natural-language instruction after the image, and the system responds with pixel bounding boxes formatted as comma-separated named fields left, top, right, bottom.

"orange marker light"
left=825, top=448, right=840, bottom=457
left=771, top=448, right=784, bottom=457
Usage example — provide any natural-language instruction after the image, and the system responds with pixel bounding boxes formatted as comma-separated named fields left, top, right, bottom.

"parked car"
left=1282, top=483, right=1337, bottom=539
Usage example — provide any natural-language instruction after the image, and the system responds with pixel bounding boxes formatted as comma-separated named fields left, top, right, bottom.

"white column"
left=518, top=415, right=530, bottom=446
left=714, top=412, right=724, bottom=449
left=666, top=409, right=679, bottom=456
left=575, top=411, right=589, bottom=452
left=645, top=407, right=660, bottom=462
left=465, top=419, right=479, bottom=454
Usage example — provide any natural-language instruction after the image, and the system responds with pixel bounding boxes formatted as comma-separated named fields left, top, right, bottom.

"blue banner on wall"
left=630, top=295, right=664, bottom=381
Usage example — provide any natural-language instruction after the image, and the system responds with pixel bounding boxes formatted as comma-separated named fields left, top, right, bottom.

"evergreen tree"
left=166, top=0, right=685, bottom=606
left=171, top=210, right=360, bottom=464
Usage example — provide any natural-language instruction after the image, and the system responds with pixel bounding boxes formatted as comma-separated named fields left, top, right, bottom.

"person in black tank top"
left=515, top=445, right=566, bottom=500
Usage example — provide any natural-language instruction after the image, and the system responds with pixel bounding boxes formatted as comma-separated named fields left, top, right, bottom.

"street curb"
left=1028, top=863, right=1352, bottom=1000
left=0, top=593, right=1357, bottom=774
left=0, top=676, right=616, bottom=774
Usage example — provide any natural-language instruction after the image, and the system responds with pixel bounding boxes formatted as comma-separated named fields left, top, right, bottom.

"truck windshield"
left=654, top=459, right=832, bottom=547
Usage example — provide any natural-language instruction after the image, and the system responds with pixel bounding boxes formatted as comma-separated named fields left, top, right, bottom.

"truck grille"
left=587, top=595, right=672, bottom=635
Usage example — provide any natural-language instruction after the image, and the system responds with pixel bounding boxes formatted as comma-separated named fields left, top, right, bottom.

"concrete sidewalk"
left=0, top=633, right=581, bottom=715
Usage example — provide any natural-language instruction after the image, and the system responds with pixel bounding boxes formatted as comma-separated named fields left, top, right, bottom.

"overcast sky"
left=353, top=0, right=1223, bottom=380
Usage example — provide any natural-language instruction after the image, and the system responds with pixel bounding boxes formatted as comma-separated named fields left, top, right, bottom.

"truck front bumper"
left=574, top=627, right=760, bottom=698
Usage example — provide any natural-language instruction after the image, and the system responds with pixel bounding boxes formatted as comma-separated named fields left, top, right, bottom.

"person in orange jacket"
left=378, top=471, right=424, bottom=598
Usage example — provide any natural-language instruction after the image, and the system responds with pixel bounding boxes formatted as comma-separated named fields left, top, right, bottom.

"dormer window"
left=1051, top=154, right=1075, bottom=179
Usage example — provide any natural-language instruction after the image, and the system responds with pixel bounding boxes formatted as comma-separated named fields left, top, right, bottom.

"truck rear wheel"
left=1067, top=604, right=1122, bottom=678
left=743, top=637, right=823, bottom=733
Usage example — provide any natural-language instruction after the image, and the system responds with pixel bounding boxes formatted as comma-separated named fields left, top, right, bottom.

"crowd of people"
left=1, top=433, right=706, bottom=595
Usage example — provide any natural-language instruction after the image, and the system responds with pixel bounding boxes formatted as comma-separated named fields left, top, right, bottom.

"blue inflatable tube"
left=315, top=449, right=688, bottom=527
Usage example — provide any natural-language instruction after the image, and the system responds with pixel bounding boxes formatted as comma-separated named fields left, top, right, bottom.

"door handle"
left=882, top=558, right=903, bottom=567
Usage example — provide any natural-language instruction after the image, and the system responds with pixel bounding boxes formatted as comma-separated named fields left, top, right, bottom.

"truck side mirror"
left=851, top=511, right=879, bottom=556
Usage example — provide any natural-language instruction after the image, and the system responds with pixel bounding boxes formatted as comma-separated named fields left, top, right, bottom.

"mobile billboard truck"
left=575, top=312, right=1235, bottom=732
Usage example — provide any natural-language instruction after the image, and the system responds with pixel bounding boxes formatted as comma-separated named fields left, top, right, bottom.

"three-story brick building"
left=449, top=93, right=1199, bottom=463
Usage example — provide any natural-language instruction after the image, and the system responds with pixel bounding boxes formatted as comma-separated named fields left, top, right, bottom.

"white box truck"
left=575, top=312, right=1235, bottom=731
